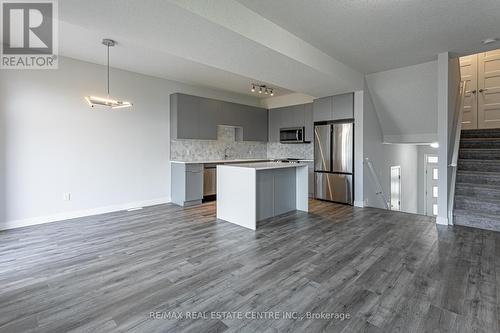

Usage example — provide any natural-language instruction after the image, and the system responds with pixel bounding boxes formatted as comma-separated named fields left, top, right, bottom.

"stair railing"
left=364, top=157, right=390, bottom=210
left=448, top=81, right=467, bottom=224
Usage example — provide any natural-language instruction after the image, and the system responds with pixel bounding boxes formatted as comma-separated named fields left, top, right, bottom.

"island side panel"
left=296, top=165, right=309, bottom=212
left=216, top=165, right=257, bottom=230
left=256, top=171, right=275, bottom=221
left=272, top=168, right=297, bottom=216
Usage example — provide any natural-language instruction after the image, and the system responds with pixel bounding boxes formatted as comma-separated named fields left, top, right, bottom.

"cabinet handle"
left=479, top=88, right=488, bottom=93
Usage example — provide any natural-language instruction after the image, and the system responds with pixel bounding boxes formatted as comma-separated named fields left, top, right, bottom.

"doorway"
left=390, top=166, right=401, bottom=211
left=460, top=48, right=500, bottom=129
left=424, top=155, right=438, bottom=216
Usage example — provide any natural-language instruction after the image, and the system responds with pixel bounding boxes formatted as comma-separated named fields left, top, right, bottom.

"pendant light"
left=85, top=39, right=132, bottom=109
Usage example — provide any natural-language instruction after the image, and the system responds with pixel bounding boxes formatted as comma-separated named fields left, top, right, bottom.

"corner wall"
left=0, top=56, right=261, bottom=229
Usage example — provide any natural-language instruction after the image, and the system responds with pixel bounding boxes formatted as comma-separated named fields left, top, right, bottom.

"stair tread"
left=459, top=147, right=500, bottom=153
left=457, top=170, right=500, bottom=176
left=455, top=182, right=500, bottom=190
left=458, top=158, right=500, bottom=163
left=455, top=194, right=500, bottom=204
left=454, top=208, right=500, bottom=220
left=460, top=137, right=500, bottom=141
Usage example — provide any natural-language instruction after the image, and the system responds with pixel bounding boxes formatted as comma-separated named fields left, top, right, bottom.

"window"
left=433, top=204, right=438, bottom=216
left=427, top=156, right=438, bottom=164
left=433, top=168, right=438, bottom=180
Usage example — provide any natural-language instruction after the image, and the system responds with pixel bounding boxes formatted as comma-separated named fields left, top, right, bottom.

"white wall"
left=354, top=90, right=364, bottom=207
left=437, top=54, right=461, bottom=225
left=365, top=61, right=438, bottom=143
left=363, top=86, right=419, bottom=213
left=0, top=56, right=260, bottom=229
left=260, top=93, right=315, bottom=109
left=435, top=53, right=462, bottom=225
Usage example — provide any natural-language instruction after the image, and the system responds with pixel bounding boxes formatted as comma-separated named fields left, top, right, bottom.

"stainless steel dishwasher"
left=203, top=164, right=217, bottom=201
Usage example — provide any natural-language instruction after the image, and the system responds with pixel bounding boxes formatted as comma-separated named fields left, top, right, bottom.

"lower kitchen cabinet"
left=171, top=163, right=203, bottom=206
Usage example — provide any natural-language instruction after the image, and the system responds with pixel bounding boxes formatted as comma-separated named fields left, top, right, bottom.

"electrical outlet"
left=63, top=193, right=71, bottom=201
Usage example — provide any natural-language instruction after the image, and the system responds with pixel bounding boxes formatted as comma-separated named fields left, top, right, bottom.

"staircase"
left=454, top=128, right=500, bottom=232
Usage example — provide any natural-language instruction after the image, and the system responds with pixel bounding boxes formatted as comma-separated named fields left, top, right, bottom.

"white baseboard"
left=0, top=197, right=171, bottom=231
left=354, top=200, right=365, bottom=208
left=436, top=216, right=449, bottom=225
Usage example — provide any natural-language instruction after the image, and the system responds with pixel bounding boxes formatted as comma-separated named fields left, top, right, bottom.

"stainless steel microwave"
left=280, top=127, right=305, bottom=143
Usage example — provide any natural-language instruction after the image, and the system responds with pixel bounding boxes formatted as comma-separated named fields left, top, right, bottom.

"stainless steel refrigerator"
left=314, top=122, right=354, bottom=204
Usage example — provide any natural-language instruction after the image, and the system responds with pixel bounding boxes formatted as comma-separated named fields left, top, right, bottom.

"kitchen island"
left=217, top=162, right=308, bottom=230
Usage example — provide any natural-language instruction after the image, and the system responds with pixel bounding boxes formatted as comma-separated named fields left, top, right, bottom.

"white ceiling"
left=236, top=0, right=500, bottom=73
left=57, top=0, right=362, bottom=99
left=59, top=22, right=294, bottom=99
left=53, top=0, right=500, bottom=98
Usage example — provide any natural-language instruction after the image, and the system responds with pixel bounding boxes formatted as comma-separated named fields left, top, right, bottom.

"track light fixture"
left=251, top=83, right=275, bottom=97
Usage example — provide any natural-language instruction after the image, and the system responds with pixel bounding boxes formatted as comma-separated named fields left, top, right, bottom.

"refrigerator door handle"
left=314, top=124, right=332, bottom=172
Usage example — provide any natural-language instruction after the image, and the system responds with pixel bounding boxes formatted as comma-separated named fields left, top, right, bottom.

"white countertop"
left=220, top=161, right=308, bottom=170
left=170, top=158, right=269, bottom=164
left=171, top=158, right=313, bottom=164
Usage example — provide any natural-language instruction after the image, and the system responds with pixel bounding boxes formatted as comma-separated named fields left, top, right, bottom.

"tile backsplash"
left=266, top=142, right=313, bottom=160
left=170, top=125, right=313, bottom=161
left=170, top=126, right=267, bottom=161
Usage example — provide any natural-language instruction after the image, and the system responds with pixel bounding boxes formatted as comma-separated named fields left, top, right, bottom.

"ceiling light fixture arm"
left=102, top=39, right=116, bottom=97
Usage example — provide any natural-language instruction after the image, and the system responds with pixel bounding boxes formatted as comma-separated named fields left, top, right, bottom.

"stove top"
left=273, top=158, right=302, bottom=163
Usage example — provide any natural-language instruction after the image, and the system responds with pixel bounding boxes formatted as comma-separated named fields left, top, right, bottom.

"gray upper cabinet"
left=242, top=106, right=268, bottom=142
left=220, top=101, right=241, bottom=127
left=332, top=93, right=354, bottom=120
left=286, top=104, right=306, bottom=128
left=171, top=93, right=268, bottom=142
left=313, top=93, right=354, bottom=122
left=268, top=103, right=313, bottom=142
left=268, top=107, right=286, bottom=142
left=304, top=103, right=313, bottom=142
left=198, top=98, right=221, bottom=140
left=171, top=93, right=200, bottom=139
left=313, top=96, right=333, bottom=122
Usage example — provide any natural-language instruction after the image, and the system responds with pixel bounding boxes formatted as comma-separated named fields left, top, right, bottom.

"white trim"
left=354, top=90, right=364, bottom=207
left=383, top=133, right=438, bottom=144
left=437, top=52, right=450, bottom=226
left=0, top=197, right=171, bottom=231
left=436, top=216, right=449, bottom=225
left=354, top=200, right=364, bottom=208
left=423, top=154, right=439, bottom=216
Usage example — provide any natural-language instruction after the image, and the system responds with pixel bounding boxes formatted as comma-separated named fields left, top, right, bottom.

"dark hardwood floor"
left=0, top=200, right=498, bottom=332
